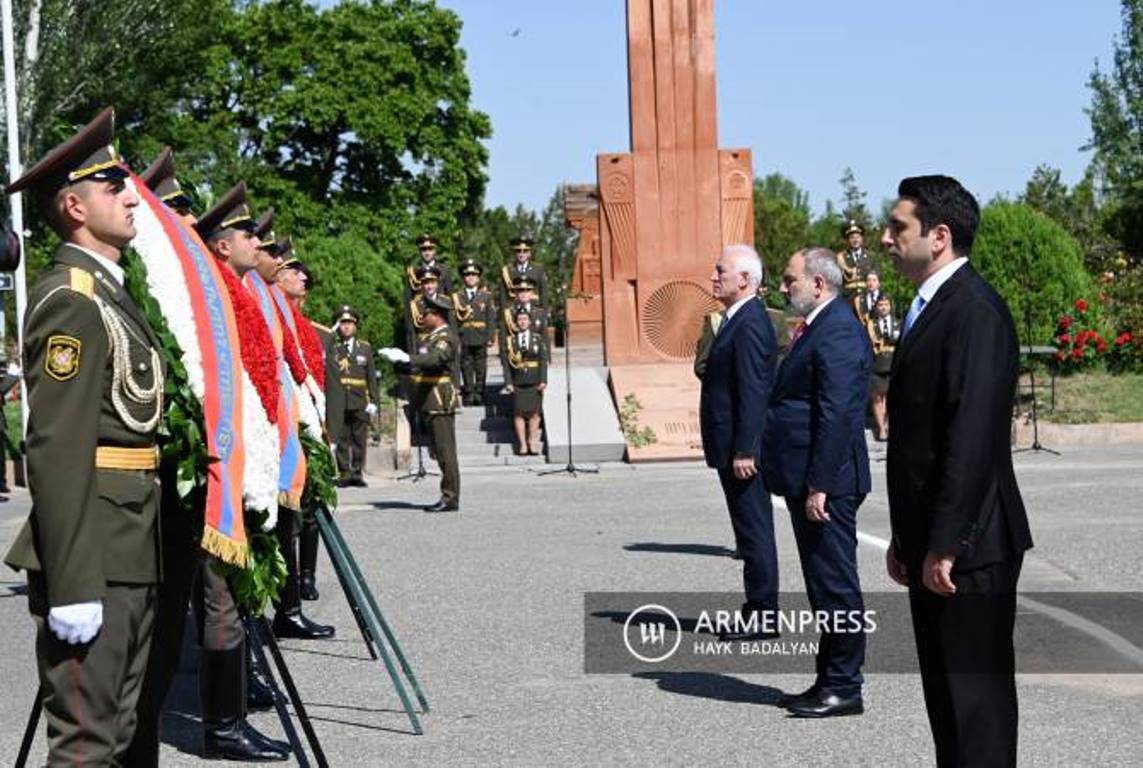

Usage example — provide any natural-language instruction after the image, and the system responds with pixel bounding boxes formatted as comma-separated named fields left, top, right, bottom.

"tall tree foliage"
left=752, top=173, right=811, bottom=293
left=1085, top=0, right=1143, bottom=259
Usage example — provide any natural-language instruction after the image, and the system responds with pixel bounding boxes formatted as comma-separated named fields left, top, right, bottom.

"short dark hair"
left=897, top=175, right=980, bottom=256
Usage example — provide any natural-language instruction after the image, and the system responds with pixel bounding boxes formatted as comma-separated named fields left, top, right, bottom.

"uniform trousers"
left=30, top=574, right=155, bottom=766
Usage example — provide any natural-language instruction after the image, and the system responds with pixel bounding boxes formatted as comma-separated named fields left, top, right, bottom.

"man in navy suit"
left=699, top=245, right=779, bottom=635
left=763, top=246, right=872, bottom=718
left=883, top=176, right=1032, bottom=767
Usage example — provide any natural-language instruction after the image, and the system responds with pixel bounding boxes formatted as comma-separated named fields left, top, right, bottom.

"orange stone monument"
left=594, top=0, right=754, bottom=460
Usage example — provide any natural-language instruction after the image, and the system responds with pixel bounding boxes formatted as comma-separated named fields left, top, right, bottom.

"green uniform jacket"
left=332, top=336, right=379, bottom=411
left=505, top=330, right=547, bottom=387
left=409, top=327, right=458, bottom=416
left=497, top=262, right=547, bottom=306
left=452, top=287, right=496, bottom=347
left=5, top=245, right=165, bottom=608
left=314, top=321, right=346, bottom=440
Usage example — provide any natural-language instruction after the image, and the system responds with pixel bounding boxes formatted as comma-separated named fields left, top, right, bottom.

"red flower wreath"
left=289, top=302, right=326, bottom=390
left=216, top=263, right=280, bottom=424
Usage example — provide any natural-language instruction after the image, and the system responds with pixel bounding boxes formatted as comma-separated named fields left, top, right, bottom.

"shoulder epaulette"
left=68, top=267, right=95, bottom=298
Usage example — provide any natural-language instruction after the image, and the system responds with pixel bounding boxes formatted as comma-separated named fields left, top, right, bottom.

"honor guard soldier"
left=380, top=294, right=460, bottom=511
left=837, top=219, right=875, bottom=298
left=500, top=276, right=549, bottom=372
left=503, top=308, right=548, bottom=455
left=333, top=305, right=379, bottom=486
left=498, top=235, right=547, bottom=308
left=3, top=108, right=167, bottom=765
left=407, top=263, right=445, bottom=350
left=866, top=295, right=900, bottom=442
left=196, top=183, right=296, bottom=760
left=852, top=270, right=885, bottom=320
left=405, top=232, right=452, bottom=300
left=453, top=258, right=496, bottom=405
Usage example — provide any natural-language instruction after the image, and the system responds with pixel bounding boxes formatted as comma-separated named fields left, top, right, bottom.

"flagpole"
left=1, top=0, right=28, bottom=434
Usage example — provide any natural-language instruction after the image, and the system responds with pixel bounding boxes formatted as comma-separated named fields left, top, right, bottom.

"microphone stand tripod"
left=1013, top=289, right=1059, bottom=456
left=538, top=289, right=598, bottom=477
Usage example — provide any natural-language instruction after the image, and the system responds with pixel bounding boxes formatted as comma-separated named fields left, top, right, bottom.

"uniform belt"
left=341, top=377, right=367, bottom=387
left=462, top=321, right=487, bottom=328
left=411, top=374, right=450, bottom=384
left=516, top=361, right=540, bottom=369
left=95, top=445, right=159, bottom=471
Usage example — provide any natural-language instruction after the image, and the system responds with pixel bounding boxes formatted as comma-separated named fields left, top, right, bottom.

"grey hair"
left=801, top=246, right=843, bottom=294
left=723, top=243, right=764, bottom=289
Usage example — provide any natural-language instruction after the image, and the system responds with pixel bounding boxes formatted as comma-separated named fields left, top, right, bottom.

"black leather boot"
left=299, top=516, right=320, bottom=601
left=200, top=644, right=290, bottom=761
left=272, top=507, right=335, bottom=640
left=245, top=633, right=278, bottom=710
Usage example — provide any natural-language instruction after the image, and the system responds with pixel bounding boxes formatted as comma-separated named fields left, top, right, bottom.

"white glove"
left=48, top=601, right=103, bottom=645
left=379, top=347, right=410, bottom=364
left=6, top=362, right=20, bottom=376
left=365, top=403, right=378, bottom=417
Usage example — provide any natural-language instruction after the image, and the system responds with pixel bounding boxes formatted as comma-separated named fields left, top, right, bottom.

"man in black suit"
left=882, top=175, right=1033, bottom=767
left=763, top=247, right=872, bottom=718
left=698, top=245, right=779, bottom=634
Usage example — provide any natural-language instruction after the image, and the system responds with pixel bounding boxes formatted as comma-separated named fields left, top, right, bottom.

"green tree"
left=1085, top=0, right=1143, bottom=260
left=838, top=166, right=873, bottom=231
left=752, top=173, right=812, bottom=294
left=972, top=202, right=1096, bottom=344
left=533, top=185, right=579, bottom=316
left=1022, top=165, right=1120, bottom=273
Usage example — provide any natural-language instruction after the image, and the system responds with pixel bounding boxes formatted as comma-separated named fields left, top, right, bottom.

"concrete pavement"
left=1, top=442, right=1141, bottom=765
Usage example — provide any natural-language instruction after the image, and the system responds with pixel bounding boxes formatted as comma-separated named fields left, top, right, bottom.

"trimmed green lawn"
left=1022, top=371, right=1143, bottom=424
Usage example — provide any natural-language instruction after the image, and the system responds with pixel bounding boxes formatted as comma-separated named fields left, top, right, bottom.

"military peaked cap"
left=842, top=219, right=864, bottom=237
left=509, top=235, right=534, bottom=250
left=6, top=107, right=129, bottom=199
left=422, top=293, right=453, bottom=315
left=254, top=207, right=276, bottom=248
left=336, top=304, right=359, bottom=323
left=459, top=257, right=482, bottom=276
left=140, top=146, right=194, bottom=213
left=194, top=182, right=257, bottom=240
left=415, top=263, right=442, bottom=281
left=512, top=276, right=537, bottom=291
left=416, top=233, right=439, bottom=248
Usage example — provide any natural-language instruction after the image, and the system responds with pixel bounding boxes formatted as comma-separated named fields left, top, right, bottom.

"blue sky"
left=438, top=0, right=1123, bottom=215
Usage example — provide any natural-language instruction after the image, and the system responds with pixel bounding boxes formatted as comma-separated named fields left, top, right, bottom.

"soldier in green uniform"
left=499, top=276, right=549, bottom=372
left=196, top=184, right=295, bottom=760
left=836, top=219, right=874, bottom=299
left=380, top=294, right=460, bottom=512
left=404, top=233, right=453, bottom=307
left=498, top=235, right=547, bottom=309
left=866, top=295, right=900, bottom=442
left=452, top=258, right=496, bottom=405
left=3, top=108, right=167, bottom=765
left=332, top=305, right=379, bottom=486
left=503, top=308, right=548, bottom=455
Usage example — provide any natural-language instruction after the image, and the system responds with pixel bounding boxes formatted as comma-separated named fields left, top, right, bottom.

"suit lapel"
left=891, top=263, right=974, bottom=374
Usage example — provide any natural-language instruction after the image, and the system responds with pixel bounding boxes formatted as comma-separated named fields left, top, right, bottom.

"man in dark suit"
left=699, top=245, right=779, bottom=634
left=882, top=175, right=1033, bottom=767
left=763, top=247, right=872, bottom=718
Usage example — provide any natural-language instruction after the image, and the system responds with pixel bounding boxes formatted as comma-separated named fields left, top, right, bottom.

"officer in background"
left=837, top=219, right=874, bottom=298
left=500, top=276, right=549, bottom=372
left=405, top=232, right=452, bottom=301
left=503, top=308, right=548, bottom=455
left=380, top=294, right=460, bottom=512
left=452, top=258, right=496, bottom=405
left=332, top=305, right=379, bottom=486
left=3, top=108, right=167, bottom=765
left=498, top=235, right=547, bottom=309
left=866, top=295, right=900, bottom=442
left=853, top=270, right=885, bottom=320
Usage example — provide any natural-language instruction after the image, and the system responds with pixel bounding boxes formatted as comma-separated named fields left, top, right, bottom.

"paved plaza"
left=1, top=441, right=1141, bottom=766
